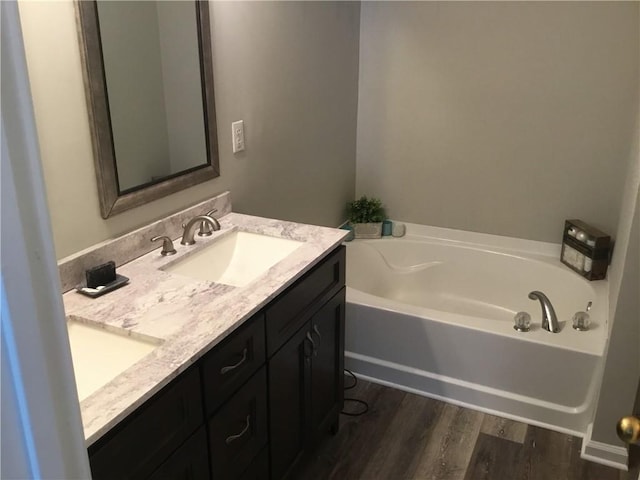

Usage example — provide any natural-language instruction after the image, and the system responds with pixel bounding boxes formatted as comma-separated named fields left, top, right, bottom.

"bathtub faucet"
left=528, top=291, right=560, bottom=333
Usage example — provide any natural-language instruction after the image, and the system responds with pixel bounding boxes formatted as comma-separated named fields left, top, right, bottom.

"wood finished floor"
left=295, top=378, right=633, bottom=480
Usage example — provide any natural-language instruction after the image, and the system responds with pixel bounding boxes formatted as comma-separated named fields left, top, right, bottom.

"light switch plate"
left=232, top=120, right=245, bottom=153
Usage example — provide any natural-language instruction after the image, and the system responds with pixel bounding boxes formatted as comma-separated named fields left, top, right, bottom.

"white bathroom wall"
left=356, top=2, right=639, bottom=243
left=208, top=2, right=359, bottom=232
left=18, top=1, right=359, bottom=259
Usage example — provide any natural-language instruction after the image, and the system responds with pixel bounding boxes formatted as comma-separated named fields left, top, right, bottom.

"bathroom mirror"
left=76, top=0, right=219, bottom=219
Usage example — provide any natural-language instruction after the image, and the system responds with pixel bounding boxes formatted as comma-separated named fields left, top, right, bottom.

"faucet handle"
left=572, top=311, right=591, bottom=331
left=572, top=301, right=593, bottom=331
left=198, top=209, right=219, bottom=237
left=513, top=311, right=531, bottom=332
left=151, top=235, right=177, bottom=256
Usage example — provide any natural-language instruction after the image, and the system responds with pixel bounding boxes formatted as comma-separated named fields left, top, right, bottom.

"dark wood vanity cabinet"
left=268, top=288, right=345, bottom=480
left=88, top=367, right=206, bottom=480
left=266, top=246, right=345, bottom=479
left=265, top=246, right=345, bottom=358
left=147, top=427, right=210, bottom=480
left=87, top=245, right=345, bottom=480
left=201, top=315, right=266, bottom=416
left=207, top=367, right=269, bottom=479
left=309, top=288, right=345, bottom=442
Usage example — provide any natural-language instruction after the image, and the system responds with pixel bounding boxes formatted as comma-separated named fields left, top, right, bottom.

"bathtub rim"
left=391, top=221, right=565, bottom=258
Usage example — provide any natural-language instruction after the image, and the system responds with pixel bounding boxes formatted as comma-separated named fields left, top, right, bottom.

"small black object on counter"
left=76, top=274, right=129, bottom=298
left=77, top=260, right=129, bottom=298
left=85, top=260, right=116, bottom=288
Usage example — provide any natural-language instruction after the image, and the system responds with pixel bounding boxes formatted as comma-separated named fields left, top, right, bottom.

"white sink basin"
left=164, top=231, right=303, bottom=287
left=66, top=316, right=161, bottom=401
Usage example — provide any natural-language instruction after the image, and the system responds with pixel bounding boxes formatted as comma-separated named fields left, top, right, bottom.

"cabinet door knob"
left=220, top=348, right=248, bottom=375
left=312, top=325, right=322, bottom=345
left=225, top=414, right=251, bottom=445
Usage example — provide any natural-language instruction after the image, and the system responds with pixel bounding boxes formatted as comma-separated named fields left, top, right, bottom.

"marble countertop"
left=63, top=212, right=347, bottom=446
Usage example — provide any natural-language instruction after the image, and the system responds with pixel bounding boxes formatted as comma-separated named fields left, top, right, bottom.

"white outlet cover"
left=232, top=120, right=245, bottom=153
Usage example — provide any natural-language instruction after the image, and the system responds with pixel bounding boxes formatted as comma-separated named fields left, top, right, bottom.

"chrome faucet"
left=528, top=291, right=560, bottom=333
left=181, top=215, right=220, bottom=245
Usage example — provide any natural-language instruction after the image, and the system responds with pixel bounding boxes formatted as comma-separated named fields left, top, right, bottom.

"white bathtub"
left=345, top=223, right=608, bottom=435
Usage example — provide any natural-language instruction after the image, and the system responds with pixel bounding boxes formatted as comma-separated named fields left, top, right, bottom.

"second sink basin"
left=164, top=231, right=303, bottom=287
left=66, top=316, right=161, bottom=401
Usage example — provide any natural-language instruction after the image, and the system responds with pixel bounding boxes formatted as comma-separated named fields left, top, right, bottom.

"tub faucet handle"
left=573, top=301, right=593, bottom=331
left=513, top=312, right=531, bottom=332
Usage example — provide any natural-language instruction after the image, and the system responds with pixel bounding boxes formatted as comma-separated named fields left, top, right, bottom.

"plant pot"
left=352, top=222, right=382, bottom=239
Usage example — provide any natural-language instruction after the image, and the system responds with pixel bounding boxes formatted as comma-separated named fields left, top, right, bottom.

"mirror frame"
left=75, top=1, right=219, bottom=219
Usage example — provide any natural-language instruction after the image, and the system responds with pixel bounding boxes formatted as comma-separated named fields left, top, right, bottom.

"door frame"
left=1, top=1, right=90, bottom=477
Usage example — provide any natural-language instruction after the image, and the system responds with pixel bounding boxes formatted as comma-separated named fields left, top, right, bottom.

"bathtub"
left=345, top=223, right=608, bottom=435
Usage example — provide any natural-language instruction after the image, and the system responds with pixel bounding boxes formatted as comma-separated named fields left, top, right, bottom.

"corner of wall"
left=589, top=99, right=640, bottom=453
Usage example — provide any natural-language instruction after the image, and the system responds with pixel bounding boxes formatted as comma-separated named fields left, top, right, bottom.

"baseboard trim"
left=581, top=423, right=628, bottom=471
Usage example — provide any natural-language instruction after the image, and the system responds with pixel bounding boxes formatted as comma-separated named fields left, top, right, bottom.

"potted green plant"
left=347, top=195, right=386, bottom=239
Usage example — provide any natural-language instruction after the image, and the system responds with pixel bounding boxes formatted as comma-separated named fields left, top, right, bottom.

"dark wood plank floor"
left=295, top=378, right=632, bottom=480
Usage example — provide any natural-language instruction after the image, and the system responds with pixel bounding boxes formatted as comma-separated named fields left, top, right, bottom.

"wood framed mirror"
left=75, top=0, right=219, bottom=219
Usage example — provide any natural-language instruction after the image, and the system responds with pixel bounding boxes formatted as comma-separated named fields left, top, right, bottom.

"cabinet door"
left=89, top=368, right=203, bottom=480
left=238, top=447, right=269, bottom=480
left=309, top=288, right=345, bottom=442
left=268, top=323, right=313, bottom=480
left=147, top=427, right=209, bottom=480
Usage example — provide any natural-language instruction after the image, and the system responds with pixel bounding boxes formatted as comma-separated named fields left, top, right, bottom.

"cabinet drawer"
left=89, top=367, right=203, bottom=480
left=208, top=367, right=268, bottom=480
left=202, top=313, right=266, bottom=415
left=266, top=246, right=345, bottom=356
left=147, top=427, right=209, bottom=480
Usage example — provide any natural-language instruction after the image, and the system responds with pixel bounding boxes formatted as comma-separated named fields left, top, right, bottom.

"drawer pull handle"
left=220, top=348, right=248, bottom=375
left=226, top=414, right=251, bottom=444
